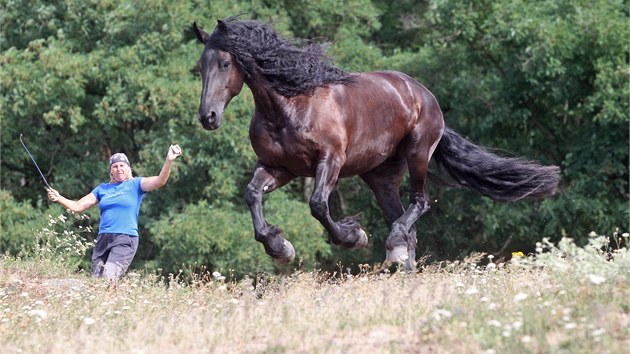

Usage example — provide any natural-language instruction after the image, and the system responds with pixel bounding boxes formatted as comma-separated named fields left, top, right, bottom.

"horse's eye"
left=220, top=61, right=230, bottom=70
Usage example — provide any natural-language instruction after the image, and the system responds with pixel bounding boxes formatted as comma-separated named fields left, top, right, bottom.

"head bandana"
left=109, top=153, right=130, bottom=167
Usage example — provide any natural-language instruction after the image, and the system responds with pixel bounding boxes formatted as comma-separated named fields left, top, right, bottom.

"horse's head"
left=193, top=21, right=244, bottom=131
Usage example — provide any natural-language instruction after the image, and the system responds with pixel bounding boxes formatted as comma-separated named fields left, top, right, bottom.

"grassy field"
left=0, top=231, right=628, bottom=354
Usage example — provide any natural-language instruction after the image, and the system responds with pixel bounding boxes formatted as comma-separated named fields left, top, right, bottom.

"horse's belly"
left=339, top=152, right=393, bottom=177
left=252, top=137, right=399, bottom=178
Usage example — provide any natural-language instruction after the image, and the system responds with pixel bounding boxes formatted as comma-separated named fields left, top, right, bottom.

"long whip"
left=19, top=134, right=52, bottom=189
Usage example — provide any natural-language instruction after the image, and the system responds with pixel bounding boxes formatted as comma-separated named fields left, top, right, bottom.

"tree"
left=2, top=0, right=627, bottom=274
left=394, top=0, right=629, bottom=255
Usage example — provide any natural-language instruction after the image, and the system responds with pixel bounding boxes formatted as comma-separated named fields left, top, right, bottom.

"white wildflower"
left=83, top=317, right=95, bottom=325
left=513, top=292, right=528, bottom=303
left=465, top=287, right=479, bottom=295
left=487, top=319, right=502, bottom=327
left=563, top=307, right=572, bottom=315
left=590, top=328, right=605, bottom=337
left=432, top=309, right=452, bottom=321
left=521, top=335, right=533, bottom=343
left=512, top=320, right=523, bottom=330
left=28, top=309, right=47, bottom=319
left=588, top=274, right=606, bottom=285
left=565, top=323, right=577, bottom=330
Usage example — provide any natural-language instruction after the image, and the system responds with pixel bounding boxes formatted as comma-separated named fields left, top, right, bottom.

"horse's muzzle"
left=197, top=111, right=220, bottom=130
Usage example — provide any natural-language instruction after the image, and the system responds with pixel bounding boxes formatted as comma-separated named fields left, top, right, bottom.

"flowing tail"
left=433, top=127, right=561, bottom=202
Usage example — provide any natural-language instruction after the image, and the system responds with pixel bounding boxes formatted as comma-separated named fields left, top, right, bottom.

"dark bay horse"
left=192, top=18, right=560, bottom=268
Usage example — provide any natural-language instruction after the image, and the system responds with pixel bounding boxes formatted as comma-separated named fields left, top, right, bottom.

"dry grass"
left=1, top=233, right=628, bottom=354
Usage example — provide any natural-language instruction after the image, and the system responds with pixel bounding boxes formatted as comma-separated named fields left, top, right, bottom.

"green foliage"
left=0, top=190, right=48, bottom=254
left=1, top=0, right=627, bottom=274
left=406, top=0, right=629, bottom=255
left=513, top=231, right=630, bottom=285
left=263, top=190, right=333, bottom=267
left=0, top=190, right=93, bottom=272
left=21, top=212, right=94, bottom=271
left=149, top=191, right=331, bottom=277
left=284, top=0, right=381, bottom=39
left=148, top=200, right=269, bottom=276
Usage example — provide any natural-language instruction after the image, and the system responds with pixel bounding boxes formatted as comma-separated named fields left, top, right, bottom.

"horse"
left=192, top=18, right=561, bottom=269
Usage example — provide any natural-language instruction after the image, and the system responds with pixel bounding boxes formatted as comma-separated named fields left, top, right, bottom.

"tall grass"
left=1, top=214, right=628, bottom=353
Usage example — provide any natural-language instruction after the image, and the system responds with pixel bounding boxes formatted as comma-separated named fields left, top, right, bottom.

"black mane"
left=208, top=18, right=355, bottom=97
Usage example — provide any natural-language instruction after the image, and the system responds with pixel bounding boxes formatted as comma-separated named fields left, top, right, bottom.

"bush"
left=20, top=213, right=95, bottom=273
left=0, top=190, right=48, bottom=254
left=148, top=191, right=332, bottom=278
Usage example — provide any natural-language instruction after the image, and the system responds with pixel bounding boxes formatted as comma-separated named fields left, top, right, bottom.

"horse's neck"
left=247, top=80, right=290, bottom=121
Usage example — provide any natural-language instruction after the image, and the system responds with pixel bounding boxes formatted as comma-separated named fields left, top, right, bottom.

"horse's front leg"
left=310, top=157, right=368, bottom=249
left=245, top=162, right=296, bottom=263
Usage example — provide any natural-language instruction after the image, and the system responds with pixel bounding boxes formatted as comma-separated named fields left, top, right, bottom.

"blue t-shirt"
left=91, top=177, right=145, bottom=236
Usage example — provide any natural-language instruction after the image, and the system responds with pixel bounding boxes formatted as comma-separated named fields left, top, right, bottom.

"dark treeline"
left=1, top=0, right=628, bottom=277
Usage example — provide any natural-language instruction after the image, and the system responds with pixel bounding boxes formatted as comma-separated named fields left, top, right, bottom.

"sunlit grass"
left=0, top=217, right=628, bottom=353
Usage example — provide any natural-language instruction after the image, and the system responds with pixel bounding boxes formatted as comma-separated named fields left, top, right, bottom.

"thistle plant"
left=20, top=213, right=94, bottom=272
left=513, top=231, right=630, bottom=286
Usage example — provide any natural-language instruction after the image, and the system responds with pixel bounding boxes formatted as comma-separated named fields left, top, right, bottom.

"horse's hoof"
left=386, top=246, right=409, bottom=264
left=351, top=229, right=368, bottom=249
left=274, top=239, right=295, bottom=264
left=402, top=258, right=416, bottom=272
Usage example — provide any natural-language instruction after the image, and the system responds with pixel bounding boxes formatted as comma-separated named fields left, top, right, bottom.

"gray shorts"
left=91, top=233, right=139, bottom=280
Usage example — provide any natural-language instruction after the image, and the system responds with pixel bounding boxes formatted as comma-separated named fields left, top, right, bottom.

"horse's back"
left=332, top=70, right=439, bottom=127
left=321, top=71, right=441, bottom=176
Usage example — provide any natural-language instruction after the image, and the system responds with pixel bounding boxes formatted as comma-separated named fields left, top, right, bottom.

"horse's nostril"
left=206, top=112, right=217, bottom=124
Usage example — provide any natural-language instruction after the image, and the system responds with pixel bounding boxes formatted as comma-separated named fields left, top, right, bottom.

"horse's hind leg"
left=360, top=158, right=417, bottom=270
left=245, top=162, right=296, bottom=263
left=387, top=125, right=442, bottom=264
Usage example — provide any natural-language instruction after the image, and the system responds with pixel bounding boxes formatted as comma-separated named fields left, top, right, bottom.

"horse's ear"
left=217, top=19, right=227, bottom=32
left=192, top=21, right=209, bottom=44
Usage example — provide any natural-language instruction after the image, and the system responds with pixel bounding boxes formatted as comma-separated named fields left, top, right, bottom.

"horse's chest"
left=250, top=127, right=315, bottom=175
